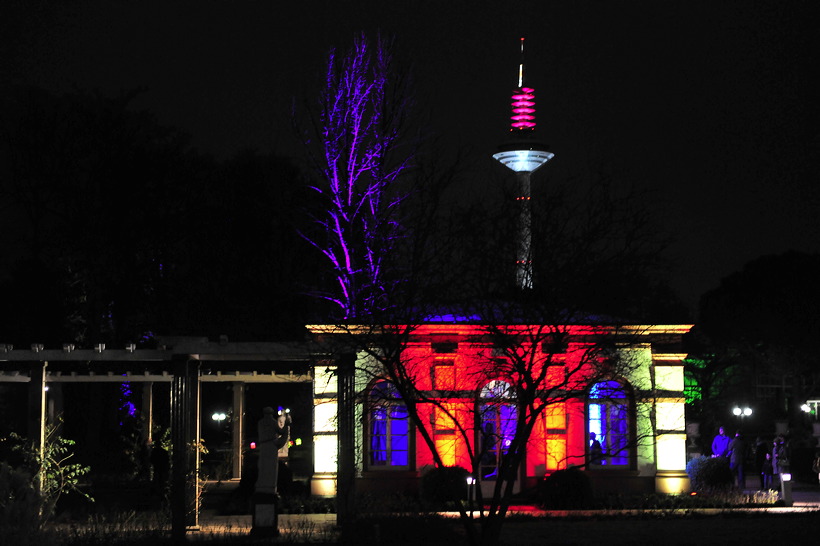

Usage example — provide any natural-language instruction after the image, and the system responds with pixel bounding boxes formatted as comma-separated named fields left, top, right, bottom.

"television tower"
left=492, top=37, right=554, bottom=290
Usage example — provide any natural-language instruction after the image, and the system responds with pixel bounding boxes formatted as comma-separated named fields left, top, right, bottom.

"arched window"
left=368, top=381, right=410, bottom=469
left=587, top=380, right=631, bottom=467
left=479, top=380, right=517, bottom=480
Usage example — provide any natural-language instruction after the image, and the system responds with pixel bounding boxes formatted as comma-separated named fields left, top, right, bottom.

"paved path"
left=192, top=479, right=820, bottom=539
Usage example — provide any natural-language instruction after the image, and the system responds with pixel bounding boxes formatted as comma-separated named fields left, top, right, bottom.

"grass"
left=3, top=478, right=812, bottom=545
left=9, top=502, right=817, bottom=546
left=48, top=511, right=820, bottom=546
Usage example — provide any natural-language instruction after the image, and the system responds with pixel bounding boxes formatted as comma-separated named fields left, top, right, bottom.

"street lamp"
left=732, top=406, right=752, bottom=417
left=780, top=472, right=793, bottom=506
left=466, top=476, right=477, bottom=517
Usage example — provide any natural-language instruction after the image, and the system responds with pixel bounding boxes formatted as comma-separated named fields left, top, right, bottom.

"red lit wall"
left=392, top=324, right=604, bottom=482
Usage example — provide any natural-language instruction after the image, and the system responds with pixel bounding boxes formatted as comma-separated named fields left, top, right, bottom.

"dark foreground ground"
left=192, top=478, right=820, bottom=545
left=37, top=479, right=820, bottom=545
left=496, top=512, right=820, bottom=546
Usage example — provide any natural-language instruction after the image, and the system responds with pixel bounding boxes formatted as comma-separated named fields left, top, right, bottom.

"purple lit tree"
left=304, top=34, right=414, bottom=320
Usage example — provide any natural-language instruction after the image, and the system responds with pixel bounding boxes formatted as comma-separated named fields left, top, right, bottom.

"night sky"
left=3, top=0, right=818, bottom=313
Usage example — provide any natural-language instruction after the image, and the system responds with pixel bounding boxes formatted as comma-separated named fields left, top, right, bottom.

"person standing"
left=711, top=426, right=731, bottom=458
left=761, top=452, right=774, bottom=490
left=589, top=432, right=604, bottom=465
left=728, top=431, right=748, bottom=489
left=772, top=435, right=788, bottom=488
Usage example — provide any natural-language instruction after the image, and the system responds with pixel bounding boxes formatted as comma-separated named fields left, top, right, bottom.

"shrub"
left=419, top=466, right=469, bottom=505
left=537, top=467, right=593, bottom=509
left=2, top=424, right=93, bottom=521
left=686, top=455, right=733, bottom=493
left=0, top=462, right=52, bottom=545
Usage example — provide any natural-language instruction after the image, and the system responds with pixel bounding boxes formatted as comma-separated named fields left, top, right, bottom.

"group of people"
left=711, top=426, right=790, bottom=489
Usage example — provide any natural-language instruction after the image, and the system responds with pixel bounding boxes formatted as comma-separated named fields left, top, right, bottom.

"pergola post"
left=336, top=353, right=356, bottom=528
left=142, top=381, right=154, bottom=446
left=170, top=356, right=201, bottom=542
left=231, top=382, right=244, bottom=480
left=27, top=361, right=47, bottom=492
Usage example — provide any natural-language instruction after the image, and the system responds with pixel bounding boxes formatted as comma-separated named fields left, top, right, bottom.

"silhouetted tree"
left=698, top=251, right=820, bottom=419
left=1, top=87, right=318, bottom=345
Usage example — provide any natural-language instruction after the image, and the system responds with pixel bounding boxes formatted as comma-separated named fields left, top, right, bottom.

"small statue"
left=255, top=407, right=291, bottom=494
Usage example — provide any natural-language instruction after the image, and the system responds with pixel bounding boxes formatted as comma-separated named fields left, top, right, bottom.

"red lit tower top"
left=493, top=37, right=554, bottom=172
left=511, top=37, right=537, bottom=130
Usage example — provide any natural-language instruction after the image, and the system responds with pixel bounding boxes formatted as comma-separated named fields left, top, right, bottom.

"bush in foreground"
left=686, top=455, right=733, bottom=493
left=537, top=467, right=593, bottom=509
left=420, top=466, right=469, bottom=505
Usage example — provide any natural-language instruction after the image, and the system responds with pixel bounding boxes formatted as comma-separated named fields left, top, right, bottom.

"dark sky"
left=3, top=0, right=819, bottom=313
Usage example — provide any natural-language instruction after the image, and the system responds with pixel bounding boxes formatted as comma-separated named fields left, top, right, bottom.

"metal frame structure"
left=0, top=339, right=312, bottom=540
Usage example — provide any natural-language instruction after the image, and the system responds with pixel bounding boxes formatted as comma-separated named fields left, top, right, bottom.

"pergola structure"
left=0, top=338, right=312, bottom=540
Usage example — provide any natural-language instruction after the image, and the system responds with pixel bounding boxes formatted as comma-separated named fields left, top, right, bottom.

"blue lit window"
left=369, top=381, right=409, bottom=468
left=479, top=380, right=517, bottom=480
left=587, top=380, right=631, bottom=467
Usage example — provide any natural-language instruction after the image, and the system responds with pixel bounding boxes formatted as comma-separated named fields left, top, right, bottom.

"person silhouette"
left=711, top=426, right=730, bottom=458
left=589, top=432, right=604, bottom=465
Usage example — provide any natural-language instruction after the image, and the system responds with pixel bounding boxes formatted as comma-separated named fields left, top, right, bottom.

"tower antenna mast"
left=492, top=37, right=554, bottom=290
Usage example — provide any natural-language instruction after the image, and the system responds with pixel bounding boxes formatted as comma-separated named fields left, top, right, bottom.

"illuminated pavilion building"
left=308, top=40, right=693, bottom=499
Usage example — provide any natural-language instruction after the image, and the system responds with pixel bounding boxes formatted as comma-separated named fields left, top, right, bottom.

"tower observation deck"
left=492, top=37, right=554, bottom=290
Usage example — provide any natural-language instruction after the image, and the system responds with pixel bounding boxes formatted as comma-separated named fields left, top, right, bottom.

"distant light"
left=212, top=412, right=227, bottom=422
left=801, top=403, right=811, bottom=413
left=250, top=442, right=256, bottom=450
left=295, top=438, right=302, bottom=446
left=732, top=406, right=752, bottom=417
left=466, top=476, right=476, bottom=485
left=781, top=473, right=792, bottom=482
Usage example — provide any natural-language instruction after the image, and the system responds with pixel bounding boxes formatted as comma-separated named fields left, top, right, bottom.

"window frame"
left=366, top=380, right=412, bottom=471
left=478, top=379, right=517, bottom=481
left=586, top=379, right=634, bottom=469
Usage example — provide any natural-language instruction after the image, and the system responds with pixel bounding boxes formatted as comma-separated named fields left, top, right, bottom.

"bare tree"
left=300, top=33, right=416, bottom=320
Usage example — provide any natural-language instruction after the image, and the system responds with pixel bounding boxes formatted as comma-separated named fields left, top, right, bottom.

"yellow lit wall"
left=544, top=403, right=566, bottom=471
left=433, top=404, right=457, bottom=466
left=656, top=400, right=685, bottom=431
left=314, top=434, right=338, bottom=473
left=656, top=434, right=687, bottom=471
left=312, top=363, right=339, bottom=495
left=314, top=401, right=337, bottom=434
left=654, top=365, right=684, bottom=391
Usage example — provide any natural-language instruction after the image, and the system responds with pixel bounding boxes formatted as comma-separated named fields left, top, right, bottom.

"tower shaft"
left=492, top=37, right=554, bottom=290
